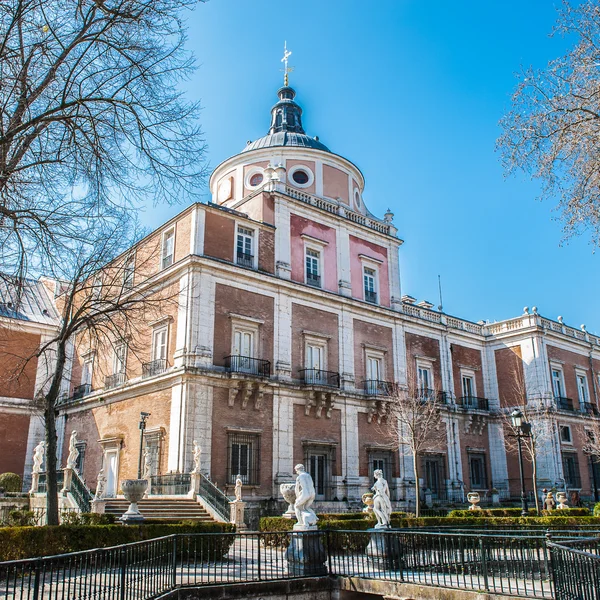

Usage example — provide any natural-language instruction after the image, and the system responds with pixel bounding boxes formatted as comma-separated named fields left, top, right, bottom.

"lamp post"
left=137, top=412, right=151, bottom=479
left=511, top=409, right=532, bottom=517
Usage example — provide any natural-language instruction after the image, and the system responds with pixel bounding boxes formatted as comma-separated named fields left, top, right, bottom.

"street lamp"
left=510, top=408, right=532, bottom=517
left=137, top=412, right=151, bottom=479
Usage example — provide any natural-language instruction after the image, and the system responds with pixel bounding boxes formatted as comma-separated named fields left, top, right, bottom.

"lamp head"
left=510, top=408, right=523, bottom=429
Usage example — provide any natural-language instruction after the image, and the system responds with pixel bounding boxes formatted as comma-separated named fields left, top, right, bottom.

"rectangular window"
left=562, top=453, right=581, bottom=488
left=113, top=344, right=126, bottom=375
left=422, top=455, right=445, bottom=496
left=368, top=450, right=394, bottom=485
left=462, top=375, right=475, bottom=398
left=552, top=369, right=565, bottom=398
left=468, top=454, right=488, bottom=489
left=152, top=327, right=168, bottom=362
left=123, top=255, right=135, bottom=290
left=305, top=248, right=321, bottom=287
left=560, top=425, right=572, bottom=444
left=306, top=344, right=325, bottom=371
left=304, top=444, right=335, bottom=500
left=81, top=360, right=93, bottom=386
left=577, top=374, right=588, bottom=404
left=162, top=229, right=175, bottom=269
left=363, top=267, right=377, bottom=304
left=236, top=227, right=254, bottom=268
left=417, top=366, right=431, bottom=395
left=228, top=432, right=260, bottom=485
left=367, top=356, right=382, bottom=381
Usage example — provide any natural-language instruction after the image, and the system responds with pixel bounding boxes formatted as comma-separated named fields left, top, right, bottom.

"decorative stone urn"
left=280, top=482, right=296, bottom=519
left=467, top=491, right=482, bottom=511
left=120, top=479, right=148, bottom=523
left=362, top=492, right=374, bottom=516
left=556, top=491, right=568, bottom=510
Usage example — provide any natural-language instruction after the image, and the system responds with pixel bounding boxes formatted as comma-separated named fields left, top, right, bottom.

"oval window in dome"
left=292, top=170, right=309, bottom=185
left=249, top=173, right=264, bottom=187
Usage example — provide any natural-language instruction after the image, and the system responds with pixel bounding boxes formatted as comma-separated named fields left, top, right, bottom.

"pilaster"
left=188, top=383, right=214, bottom=477
left=337, top=225, right=352, bottom=297
left=273, top=391, right=294, bottom=491
left=274, top=197, right=292, bottom=279
left=487, top=420, right=509, bottom=490
left=192, top=271, right=215, bottom=367
left=342, top=404, right=360, bottom=501
left=392, top=321, right=407, bottom=386
left=274, top=292, right=292, bottom=380
left=168, top=382, right=188, bottom=472
left=388, top=242, right=402, bottom=311
left=191, top=205, right=205, bottom=256
left=339, top=308, right=355, bottom=389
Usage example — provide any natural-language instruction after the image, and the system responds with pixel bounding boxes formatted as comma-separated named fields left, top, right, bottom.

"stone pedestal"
left=29, top=472, right=39, bottom=495
left=91, top=499, right=106, bottom=514
left=285, top=526, right=327, bottom=577
left=188, top=472, right=201, bottom=498
left=230, top=500, right=247, bottom=530
left=61, top=467, right=73, bottom=495
left=366, top=528, right=402, bottom=571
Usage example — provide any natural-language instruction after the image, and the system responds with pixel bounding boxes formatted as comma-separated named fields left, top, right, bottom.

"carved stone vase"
left=120, top=479, right=148, bottom=523
left=280, top=483, right=296, bottom=519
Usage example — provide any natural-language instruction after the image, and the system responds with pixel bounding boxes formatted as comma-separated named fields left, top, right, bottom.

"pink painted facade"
left=349, top=235, right=390, bottom=306
left=323, top=164, right=349, bottom=203
left=290, top=213, right=338, bottom=292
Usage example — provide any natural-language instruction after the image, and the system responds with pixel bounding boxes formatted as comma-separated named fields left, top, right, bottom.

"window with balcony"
left=560, top=424, right=572, bottom=444
left=577, top=373, right=589, bottom=405
left=363, top=267, right=378, bottom=304
left=552, top=368, right=565, bottom=398
left=105, top=343, right=127, bottom=389
left=301, top=335, right=338, bottom=386
left=161, top=229, right=175, bottom=269
left=468, top=453, right=488, bottom=489
left=365, top=352, right=390, bottom=395
left=123, top=254, right=135, bottom=290
left=417, top=364, right=432, bottom=399
left=236, top=226, right=254, bottom=268
left=143, top=325, right=168, bottom=377
left=462, top=375, right=475, bottom=399
left=305, top=248, right=321, bottom=288
left=227, top=432, right=260, bottom=485
left=75, top=358, right=93, bottom=399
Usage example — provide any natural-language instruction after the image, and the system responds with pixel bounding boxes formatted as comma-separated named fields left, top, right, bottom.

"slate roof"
left=0, top=277, right=61, bottom=326
left=242, top=131, right=330, bottom=153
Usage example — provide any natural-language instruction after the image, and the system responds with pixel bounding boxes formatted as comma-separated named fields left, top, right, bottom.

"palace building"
left=3, top=76, right=600, bottom=513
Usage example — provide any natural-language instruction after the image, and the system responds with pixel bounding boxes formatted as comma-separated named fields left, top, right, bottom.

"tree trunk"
left=413, top=453, right=421, bottom=518
left=44, top=341, right=67, bottom=526
left=532, top=456, right=540, bottom=515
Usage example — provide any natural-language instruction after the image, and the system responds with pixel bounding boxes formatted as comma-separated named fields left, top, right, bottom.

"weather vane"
left=281, top=41, right=294, bottom=86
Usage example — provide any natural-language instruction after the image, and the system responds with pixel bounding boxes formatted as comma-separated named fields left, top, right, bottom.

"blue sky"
left=145, top=0, right=598, bottom=332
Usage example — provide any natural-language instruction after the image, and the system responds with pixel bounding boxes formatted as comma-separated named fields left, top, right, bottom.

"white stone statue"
left=556, top=491, right=569, bottom=509
left=66, top=431, right=79, bottom=470
left=191, top=440, right=201, bottom=474
left=467, top=491, right=482, bottom=511
left=94, top=468, right=106, bottom=500
left=32, top=441, right=45, bottom=474
left=234, top=474, right=243, bottom=501
left=293, top=464, right=318, bottom=528
left=371, top=469, right=392, bottom=529
left=142, top=448, right=153, bottom=480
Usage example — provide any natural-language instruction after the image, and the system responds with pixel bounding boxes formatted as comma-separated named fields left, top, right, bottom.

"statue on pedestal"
left=94, top=468, right=106, bottom=500
left=142, top=448, right=153, bottom=480
left=234, top=474, right=243, bottom=502
left=32, top=441, right=45, bottom=473
left=293, top=464, right=318, bottom=528
left=543, top=490, right=556, bottom=512
left=66, top=431, right=79, bottom=471
left=371, top=469, right=392, bottom=528
left=191, top=440, right=201, bottom=474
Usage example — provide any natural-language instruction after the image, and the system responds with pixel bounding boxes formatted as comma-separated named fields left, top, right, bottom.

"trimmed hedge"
left=0, top=521, right=235, bottom=561
left=449, top=507, right=590, bottom=518
left=0, top=473, right=22, bottom=493
left=594, top=503, right=600, bottom=517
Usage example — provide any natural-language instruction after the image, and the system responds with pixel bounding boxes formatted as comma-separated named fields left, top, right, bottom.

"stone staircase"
left=104, top=498, right=215, bottom=522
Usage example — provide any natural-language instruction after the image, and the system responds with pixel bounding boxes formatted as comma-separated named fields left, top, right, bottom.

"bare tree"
left=6, top=213, right=177, bottom=525
left=498, top=1, right=600, bottom=244
left=581, top=418, right=600, bottom=500
left=0, top=0, right=207, bottom=282
left=384, top=373, right=444, bottom=518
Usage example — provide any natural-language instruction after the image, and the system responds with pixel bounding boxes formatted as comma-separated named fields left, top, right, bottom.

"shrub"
left=6, top=510, right=36, bottom=527
left=449, top=507, right=590, bottom=518
left=0, top=473, right=22, bottom=493
left=594, top=502, right=600, bottom=517
left=60, top=512, right=116, bottom=526
left=0, top=521, right=235, bottom=561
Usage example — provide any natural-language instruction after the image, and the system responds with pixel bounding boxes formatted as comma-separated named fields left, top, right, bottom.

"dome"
left=241, top=86, right=331, bottom=154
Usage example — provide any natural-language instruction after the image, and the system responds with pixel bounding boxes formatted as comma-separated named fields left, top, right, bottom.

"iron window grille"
left=303, top=444, right=336, bottom=501
left=562, top=453, right=582, bottom=488
left=468, top=453, right=488, bottom=489
left=227, top=432, right=260, bottom=486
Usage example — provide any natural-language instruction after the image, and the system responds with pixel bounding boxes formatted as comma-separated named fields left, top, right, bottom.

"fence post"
left=32, top=558, right=42, bottom=600
left=257, top=533, right=262, bottom=581
left=479, top=537, right=489, bottom=591
left=326, top=530, right=332, bottom=575
left=119, top=548, right=127, bottom=600
left=545, top=532, right=554, bottom=598
left=171, top=535, right=178, bottom=589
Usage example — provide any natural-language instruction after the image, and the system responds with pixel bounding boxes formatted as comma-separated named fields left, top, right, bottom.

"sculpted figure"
left=143, top=448, right=153, bottom=480
left=544, top=491, right=556, bottom=512
left=371, top=469, right=392, bottom=528
left=66, top=431, right=79, bottom=470
left=95, top=468, right=106, bottom=500
left=32, top=441, right=45, bottom=474
left=293, top=464, right=318, bottom=528
left=234, top=474, right=243, bottom=501
left=191, top=440, right=202, bottom=474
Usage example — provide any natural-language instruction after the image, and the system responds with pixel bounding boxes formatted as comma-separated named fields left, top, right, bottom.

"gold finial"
left=281, top=41, right=294, bottom=86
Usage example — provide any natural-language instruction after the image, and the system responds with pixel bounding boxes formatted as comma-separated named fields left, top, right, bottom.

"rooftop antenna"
left=281, top=41, right=294, bottom=86
left=438, top=274, right=444, bottom=312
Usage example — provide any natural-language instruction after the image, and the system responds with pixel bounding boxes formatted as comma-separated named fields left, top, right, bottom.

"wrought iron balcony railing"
left=300, top=368, right=340, bottom=388
left=72, top=384, right=92, bottom=400
left=236, top=252, right=254, bottom=269
left=306, top=272, right=321, bottom=288
left=456, top=396, right=489, bottom=411
left=364, top=290, right=378, bottom=304
left=364, top=380, right=395, bottom=397
left=582, top=402, right=599, bottom=416
left=142, top=358, right=168, bottom=379
left=555, top=396, right=575, bottom=411
left=224, top=355, right=271, bottom=377
left=104, top=372, right=126, bottom=390
left=412, top=388, right=450, bottom=404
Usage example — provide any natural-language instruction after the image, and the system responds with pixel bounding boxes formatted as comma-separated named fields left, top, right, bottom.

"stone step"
left=103, top=497, right=214, bottom=521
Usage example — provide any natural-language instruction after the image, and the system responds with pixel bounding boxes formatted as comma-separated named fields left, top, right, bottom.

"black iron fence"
left=198, top=472, right=231, bottom=522
left=548, top=537, right=600, bottom=600
left=224, top=355, right=271, bottom=377
left=150, top=473, right=191, bottom=496
left=70, top=469, right=94, bottom=513
left=1, top=529, right=582, bottom=599
left=299, top=369, right=340, bottom=387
